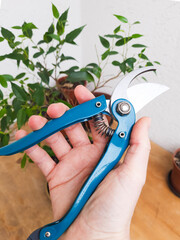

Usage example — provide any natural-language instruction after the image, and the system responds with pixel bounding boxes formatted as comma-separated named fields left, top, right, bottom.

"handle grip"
left=0, top=96, right=106, bottom=156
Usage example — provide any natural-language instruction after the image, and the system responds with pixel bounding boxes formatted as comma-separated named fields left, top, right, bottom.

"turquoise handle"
left=0, top=96, right=106, bottom=156
left=36, top=99, right=135, bottom=240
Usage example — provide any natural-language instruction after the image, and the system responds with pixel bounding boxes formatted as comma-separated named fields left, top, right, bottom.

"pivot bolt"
left=117, top=102, right=131, bottom=116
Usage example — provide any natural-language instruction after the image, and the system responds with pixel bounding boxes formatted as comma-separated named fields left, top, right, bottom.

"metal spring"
left=93, top=113, right=115, bottom=137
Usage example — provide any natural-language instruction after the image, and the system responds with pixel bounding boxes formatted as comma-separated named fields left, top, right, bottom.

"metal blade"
left=127, top=83, right=169, bottom=113
left=110, top=66, right=156, bottom=108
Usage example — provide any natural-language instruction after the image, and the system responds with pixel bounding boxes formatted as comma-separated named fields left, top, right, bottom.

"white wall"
left=0, top=0, right=180, bottom=152
left=81, top=0, right=180, bottom=152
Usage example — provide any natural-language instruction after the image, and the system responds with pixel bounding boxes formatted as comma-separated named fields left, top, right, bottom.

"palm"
left=48, top=142, right=106, bottom=221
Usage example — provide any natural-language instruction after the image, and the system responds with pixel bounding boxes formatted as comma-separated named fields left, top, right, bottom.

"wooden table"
left=0, top=142, right=179, bottom=240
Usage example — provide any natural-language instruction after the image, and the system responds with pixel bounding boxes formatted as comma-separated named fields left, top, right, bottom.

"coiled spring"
left=93, top=113, right=115, bottom=137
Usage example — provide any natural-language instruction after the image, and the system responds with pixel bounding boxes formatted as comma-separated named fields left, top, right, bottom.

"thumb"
left=121, top=117, right=151, bottom=185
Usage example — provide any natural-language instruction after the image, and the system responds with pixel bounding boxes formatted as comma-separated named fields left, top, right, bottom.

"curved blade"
left=110, top=66, right=156, bottom=108
left=127, top=83, right=169, bottom=113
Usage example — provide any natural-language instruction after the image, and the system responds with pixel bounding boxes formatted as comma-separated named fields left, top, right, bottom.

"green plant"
left=0, top=4, right=97, bottom=149
left=0, top=4, right=160, bottom=167
left=91, top=15, right=160, bottom=92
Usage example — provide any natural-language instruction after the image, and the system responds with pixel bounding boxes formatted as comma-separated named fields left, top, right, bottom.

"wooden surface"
left=0, top=142, right=179, bottom=240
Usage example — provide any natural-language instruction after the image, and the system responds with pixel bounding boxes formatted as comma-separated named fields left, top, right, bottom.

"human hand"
left=16, top=85, right=151, bottom=240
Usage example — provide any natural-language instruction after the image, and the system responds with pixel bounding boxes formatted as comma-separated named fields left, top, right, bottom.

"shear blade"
left=127, top=83, right=169, bottom=113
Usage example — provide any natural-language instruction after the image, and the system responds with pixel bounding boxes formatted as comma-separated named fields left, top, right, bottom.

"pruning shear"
left=0, top=66, right=168, bottom=240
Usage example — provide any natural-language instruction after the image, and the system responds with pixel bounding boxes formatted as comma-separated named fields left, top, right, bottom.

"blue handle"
left=0, top=96, right=106, bottom=156
left=34, top=99, right=135, bottom=240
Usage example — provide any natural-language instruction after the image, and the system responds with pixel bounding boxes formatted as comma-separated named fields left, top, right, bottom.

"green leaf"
left=138, top=53, right=148, bottom=60
left=112, top=61, right=121, bottom=66
left=42, top=145, right=55, bottom=158
left=43, top=32, right=52, bottom=43
left=46, top=46, right=56, bottom=55
left=48, top=23, right=55, bottom=34
left=105, top=34, right=122, bottom=39
left=1, top=74, right=14, bottom=82
left=0, top=75, right=8, bottom=88
left=12, top=26, right=22, bottom=29
left=38, top=70, right=49, bottom=85
left=0, top=116, right=7, bottom=132
left=125, top=57, right=136, bottom=69
left=0, top=108, right=6, bottom=118
left=59, top=8, right=69, bottom=25
left=120, top=62, right=126, bottom=73
left=154, top=61, right=161, bottom=65
left=133, top=21, right=141, bottom=25
left=32, top=84, right=44, bottom=106
left=11, top=82, right=28, bottom=102
left=1, top=27, right=15, bottom=41
left=132, top=44, right=147, bottom=48
left=60, top=54, right=76, bottom=62
left=17, top=108, right=27, bottom=129
left=132, top=34, right=143, bottom=38
left=99, top=36, right=110, bottom=49
left=48, top=34, right=60, bottom=41
left=22, top=22, right=37, bottom=38
left=65, top=25, right=85, bottom=44
left=2, top=134, right=9, bottom=146
left=114, top=25, right=121, bottom=34
left=108, top=51, right=118, bottom=55
left=85, top=64, right=102, bottom=78
left=101, top=50, right=110, bottom=60
left=67, top=71, right=94, bottom=83
left=0, top=37, right=4, bottom=42
left=142, top=76, right=147, bottom=81
left=15, top=73, right=26, bottom=79
left=56, top=9, right=69, bottom=35
left=0, top=56, right=5, bottom=61
left=12, top=98, right=22, bottom=113
left=33, top=49, right=44, bottom=58
left=52, top=3, right=59, bottom=19
left=0, top=89, right=3, bottom=100
left=21, top=153, right=27, bottom=168
left=116, top=37, right=132, bottom=46
left=146, top=62, right=153, bottom=66
left=86, top=63, right=100, bottom=69
left=114, top=15, right=128, bottom=23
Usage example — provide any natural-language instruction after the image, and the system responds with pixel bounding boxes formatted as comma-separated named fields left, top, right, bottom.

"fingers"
left=15, top=129, right=56, bottom=178
left=29, top=105, right=72, bottom=159
left=118, top=117, right=151, bottom=185
left=47, top=102, right=91, bottom=148
left=74, top=85, right=109, bottom=147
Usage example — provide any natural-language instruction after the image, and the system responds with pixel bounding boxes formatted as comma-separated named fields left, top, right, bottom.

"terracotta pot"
left=168, top=149, right=180, bottom=197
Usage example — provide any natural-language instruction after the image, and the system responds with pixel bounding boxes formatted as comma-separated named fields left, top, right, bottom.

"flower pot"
left=168, top=149, right=180, bottom=198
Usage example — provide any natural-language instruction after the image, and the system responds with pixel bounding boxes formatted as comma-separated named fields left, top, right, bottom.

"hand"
left=16, top=85, right=151, bottom=240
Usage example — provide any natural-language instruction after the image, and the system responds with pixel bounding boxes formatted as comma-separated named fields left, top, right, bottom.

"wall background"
left=0, top=0, right=180, bottom=152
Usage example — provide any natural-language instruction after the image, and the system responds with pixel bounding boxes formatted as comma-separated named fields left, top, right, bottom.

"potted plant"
left=168, top=149, right=180, bottom=197
left=0, top=4, right=160, bottom=167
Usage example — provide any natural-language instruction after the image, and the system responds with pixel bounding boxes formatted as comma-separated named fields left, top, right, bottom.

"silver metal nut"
left=117, top=102, right=131, bottom=115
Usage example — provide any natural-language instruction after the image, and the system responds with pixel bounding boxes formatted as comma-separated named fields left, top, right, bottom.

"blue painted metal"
left=36, top=99, right=136, bottom=240
left=0, top=96, right=106, bottom=156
